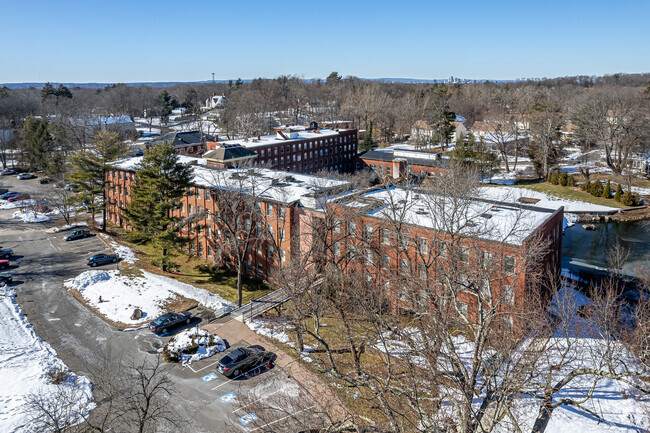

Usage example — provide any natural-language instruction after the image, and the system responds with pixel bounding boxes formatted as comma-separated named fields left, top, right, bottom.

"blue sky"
left=1, top=0, right=648, bottom=83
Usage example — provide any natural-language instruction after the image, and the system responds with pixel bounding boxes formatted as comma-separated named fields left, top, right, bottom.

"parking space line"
left=247, top=405, right=317, bottom=432
left=188, top=362, right=214, bottom=374
left=210, top=362, right=270, bottom=391
left=233, top=388, right=284, bottom=413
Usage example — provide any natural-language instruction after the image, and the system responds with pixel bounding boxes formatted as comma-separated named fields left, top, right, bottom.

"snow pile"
left=64, top=269, right=234, bottom=326
left=99, top=234, right=138, bottom=264
left=163, top=328, right=226, bottom=365
left=0, top=199, right=37, bottom=210
left=562, top=213, right=579, bottom=231
left=12, top=210, right=50, bottom=223
left=0, top=285, right=93, bottom=432
left=247, top=319, right=292, bottom=344
left=53, top=222, right=88, bottom=233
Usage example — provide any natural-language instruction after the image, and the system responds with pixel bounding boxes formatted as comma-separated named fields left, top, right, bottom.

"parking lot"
left=169, top=337, right=329, bottom=432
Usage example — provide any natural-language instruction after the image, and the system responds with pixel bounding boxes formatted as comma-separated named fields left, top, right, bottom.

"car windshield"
left=151, top=316, right=169, bottom=326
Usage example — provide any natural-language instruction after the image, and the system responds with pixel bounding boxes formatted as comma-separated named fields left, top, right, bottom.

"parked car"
left=17, top=173, right=37, bottom=180
left=63, top=229, right=92, bottom=241
left=39, top=178, right=52, bottom=184
left=0, top=249, right=13, bottom=259
left=0, top=259, right=10, bottom=270
left=0, top=191, right=19, bottom=200
left=148, top=312, right=192, bottom=335
left=0, top=188, right=8, bottom=195
left=216, top=346, right=274, bottom=378
left=65, top=184, right=79, bottom=191
left=87, top=254, right=119, bottom=267
left=0, top=273, right=12, bottom=287
left=7, top=193, right=30, bottom=202
left=34, top=203, right=50, bottom=212
left=133, top=148, right=144, bottom=156
left=1, top=168, right=17, bottom=176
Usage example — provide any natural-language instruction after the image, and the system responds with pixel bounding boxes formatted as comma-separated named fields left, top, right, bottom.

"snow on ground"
left=0, top=285, right=93, bottom=432
left=0, top=199, right=37, bottom=210
left=12, top=210, right=50, bottom=223
left=163, top=328, right=226, bottom=365
left=480, top=185, right=619, bottom=213
left=98, top=234, right=138, bottom=264
left=64, top=269, right=234, bottom=326
left=53, top=222, right=88, bottom=233
left=247, top=318, right=315, bottom=362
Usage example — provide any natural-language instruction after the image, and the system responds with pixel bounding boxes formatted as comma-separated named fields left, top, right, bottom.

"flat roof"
left=218, top=128, right=352, bottom=149
left=113, top=155, right=350, bottom=207
left=338, top=187, right=560, bottom=246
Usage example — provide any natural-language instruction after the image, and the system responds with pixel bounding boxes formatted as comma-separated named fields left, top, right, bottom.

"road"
left=0, top=175, right=326, bottom=432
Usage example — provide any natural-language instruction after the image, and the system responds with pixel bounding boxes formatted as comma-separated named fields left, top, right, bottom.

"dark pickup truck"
left=87, top=254, right=119, bottom=267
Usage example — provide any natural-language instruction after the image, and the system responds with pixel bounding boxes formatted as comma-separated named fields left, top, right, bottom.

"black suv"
left=216, top=346, right=274, bottom=378
left=148, top=312, right=192, bottom=335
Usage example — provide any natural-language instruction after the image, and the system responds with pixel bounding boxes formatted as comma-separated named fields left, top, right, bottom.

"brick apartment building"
left=206, top=124, right=358, bottom=174
left=106, top=156, right=563, bottom=322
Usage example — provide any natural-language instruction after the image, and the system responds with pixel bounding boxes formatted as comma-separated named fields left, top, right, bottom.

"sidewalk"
left=202, top=319, right=350, bottom=423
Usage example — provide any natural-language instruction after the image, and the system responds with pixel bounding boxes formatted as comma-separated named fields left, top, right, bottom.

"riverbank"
left=577, top=206, right=650, bottom=223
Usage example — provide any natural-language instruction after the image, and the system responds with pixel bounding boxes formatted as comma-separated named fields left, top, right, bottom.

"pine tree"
left=68, top=131, right=126, bottom=231
left=22, top=116, right=52, bottom=170
left=120, top=141, right=194, bottom=271
left=614, top=184, right=623, bottom=202
left=602, top=180, right=611, bottom=198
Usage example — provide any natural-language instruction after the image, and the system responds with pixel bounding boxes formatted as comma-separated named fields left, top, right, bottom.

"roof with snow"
left=336, top=187, right=561, bottom=246
left=360, top=149, right=450, bottom=169
left=203, top=144, right=257, bottom=163
left=216, top=127, right=352, bottom=150
left=149, top=131, right=212, bottom=148
left=112, top=155, right=351, bottom=208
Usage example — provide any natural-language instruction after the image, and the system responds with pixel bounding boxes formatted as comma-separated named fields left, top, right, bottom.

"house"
left=70, top=115, right=136, bottom=138
left=202, top=143, right=258, bottom=168
left=410, top=120, right=467, bottom=144
left=560, top=122, right=579, bottom=144
left=145, top=131, right=212, bottom=156
left=204, top=94, right=229, bottom=110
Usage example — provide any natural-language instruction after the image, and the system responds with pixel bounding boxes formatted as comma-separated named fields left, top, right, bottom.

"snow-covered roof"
left=338, top=187, right=560, bottom=246
left=113, top=156, right=351, bottom=207
left=217, top=127, right=350, bottom=149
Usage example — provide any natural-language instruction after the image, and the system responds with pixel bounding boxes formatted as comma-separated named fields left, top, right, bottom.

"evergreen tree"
left=22, top=116, right=52, bottom=170
left=602, top=180, right=611, bottom=198
left=559, top=171, right=568, bottom=186
left=120, top=142, right=194, bottom=271
left=68, top=131, right=127, bottom=231
left=614, top=184, right=623, bottom=202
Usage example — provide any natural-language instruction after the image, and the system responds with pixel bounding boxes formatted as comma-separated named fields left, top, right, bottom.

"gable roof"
left=149, top=131, right=210, bottom=147
left=203, top=144, right=257, bottom=163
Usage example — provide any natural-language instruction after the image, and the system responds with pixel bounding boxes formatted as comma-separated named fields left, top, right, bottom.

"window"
left=334, top=242, right=341, bottom=256
left=481, top=251, right=492, bottom=269
left=418, top=237, right=428, bottom=255
left=266, top=203, right=273, bottom=217
left=245, top=219, right=251, bottom=231
left=382, top=255, right=390, bottom=269
left=400, top=258, right=409, bottom=272
left=456, top=301, right=468, bottom=318
left=365, top=250, right=373, bottom=265
left=198, top=243, right=203, bottom=255
left=279, top=227, right=285, bottom=241
left=460, top=246, right=469, bottom=263
left=197, top=188, right=201, bottom=199
left=364, top=225, right=373, bottom=242
left=504, top=256, right=515, bottom=273
left=399, top=233, right=408, bottom=249
left=503, top=285, right=514, bottom=303
left=256, top=222, right=262, bottom=233
left=439, top=241, right=447, bottom=258
left=257, top=243, right=262, bottom=255
left=348, top=222, right=356, bottom=236
left=208, top=245, right=213, bottom=256
left=246, top=259, right=252, bottom=272
left=418, top=264, right=427, bottom=280
left=333, top=218, right=341, bottom=233
left=279, top=207, right=286, bottom=220
left=382, top=229, right=391, bottom=245
left=280, top=249, right=286, bottom=263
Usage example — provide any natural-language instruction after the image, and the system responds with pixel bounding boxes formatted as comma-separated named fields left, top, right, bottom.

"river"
left=562, top=219, right=650, bottom=278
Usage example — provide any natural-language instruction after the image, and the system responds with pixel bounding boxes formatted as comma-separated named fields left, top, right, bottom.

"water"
left=562, top=220, right=650, bottom=277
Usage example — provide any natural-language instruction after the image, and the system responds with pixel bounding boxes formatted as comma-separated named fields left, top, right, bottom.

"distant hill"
left=0, top=77, right=509, bottom=89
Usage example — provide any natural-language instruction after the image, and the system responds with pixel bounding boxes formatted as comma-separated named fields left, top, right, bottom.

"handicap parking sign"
left=220, top=392, right=237, bottom=403
left=201, top=372, right=218, bottom=383
left=238, top=413, right=258, bottom=426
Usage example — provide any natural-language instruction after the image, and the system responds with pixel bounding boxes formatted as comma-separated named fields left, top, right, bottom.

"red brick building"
left=106, top=157, right=563, bottom=323
left=358, top=148, right=449, bottom=180
left=206, top=125, right=358, bottom=174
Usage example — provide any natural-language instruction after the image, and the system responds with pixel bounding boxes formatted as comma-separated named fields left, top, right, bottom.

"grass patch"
left=488, top=182, right=629, bottom=209
left=104, top=225, right=272, bottom=303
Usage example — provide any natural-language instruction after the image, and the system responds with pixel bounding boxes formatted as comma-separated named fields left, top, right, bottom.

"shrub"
left=590, top=181, right=604, bottom=197
left=559, top=171, right=568, bottom=186
left=47, top=366, right=71, bottom=384
left=567, top=175, right=577, bottom=187
left=581, top=181, right=591, bottom=192
left=614, top=184, right=623, bottom=202
left=548, top=171, right=559, bottom=185
left=602, top=180, right=611, bottom=198
left=621, top=191, right=639, bottom=206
